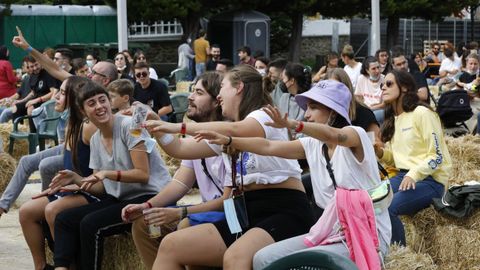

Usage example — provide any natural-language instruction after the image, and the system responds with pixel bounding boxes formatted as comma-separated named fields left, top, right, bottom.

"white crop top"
left=207, top=109, right=302, bottom=186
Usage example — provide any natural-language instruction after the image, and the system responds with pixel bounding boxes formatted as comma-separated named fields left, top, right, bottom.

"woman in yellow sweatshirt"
left=375, top=69, right=451, bottom=246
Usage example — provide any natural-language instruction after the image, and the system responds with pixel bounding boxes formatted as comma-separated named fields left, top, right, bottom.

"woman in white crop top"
left=143, top=65, right=313, bottom=270
left=196, top=79, right=391, bottom=269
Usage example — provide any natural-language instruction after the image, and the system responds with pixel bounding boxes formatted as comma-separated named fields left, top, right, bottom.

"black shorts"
left=214, top=188, right=314, bottom=247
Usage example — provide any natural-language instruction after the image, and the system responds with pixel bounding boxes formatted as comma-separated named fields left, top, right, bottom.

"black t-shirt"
left=410, top=70, right=430, bottom=103
left=206, top=59, right=218, bottom=71
left=459, top=72, right=476, bottom=84
left=133, top=79, right=171, bottom=114
left=352, top=103, right=378, bottom=131
left=29, top=69, right=59, bottom=98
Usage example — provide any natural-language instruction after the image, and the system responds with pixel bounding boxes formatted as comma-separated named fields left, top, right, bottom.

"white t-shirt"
left=299, top=126, right=391, bottom=250
left=207, top=109, right=302, bottom=186
left=439, top=57, right=462, bottom=77
left=354, top=74, right=384, bottom=108
left=181, top=157, right=225, bottom=202
left=344, top=63, right=362, bottom=88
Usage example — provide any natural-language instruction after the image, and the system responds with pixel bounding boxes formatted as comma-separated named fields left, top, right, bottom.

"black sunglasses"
left=91, top=69, right=107, bottom=78
left=380, top=80, right=394, bottom=89
left=135, top=71, right=148, bottom=78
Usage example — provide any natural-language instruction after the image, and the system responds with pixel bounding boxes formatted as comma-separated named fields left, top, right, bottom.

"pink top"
left=0, top=60, right=17, bottom=99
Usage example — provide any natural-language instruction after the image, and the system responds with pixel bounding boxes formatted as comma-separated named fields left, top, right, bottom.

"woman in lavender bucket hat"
left=196, top=80, right=392, bottom=269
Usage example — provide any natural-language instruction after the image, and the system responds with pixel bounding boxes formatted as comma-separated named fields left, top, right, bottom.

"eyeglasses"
left=91, top=69, right=107, bottom=78
left=135, top=71, right=148, bottom=78
left=380, top=80, right=394, bottom=89
left=115, top=57, right=124, bottom=61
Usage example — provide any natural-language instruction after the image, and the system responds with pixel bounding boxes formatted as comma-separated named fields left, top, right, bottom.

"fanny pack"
left=322, top=144, right=392, bottom=213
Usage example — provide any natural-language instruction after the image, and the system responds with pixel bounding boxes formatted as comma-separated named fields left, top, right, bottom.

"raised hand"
left=263, top=104, right=293, bottom=129
left=12, top=26, right=30, bottom=50
left=194, top=130, right=229, bottom=145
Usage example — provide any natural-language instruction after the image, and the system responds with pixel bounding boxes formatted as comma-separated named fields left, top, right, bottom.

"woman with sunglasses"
left=376, top=70, right=451, bottom=246
left=143, top=64, right=313, bottom=269
left=132, top=50, right=158, bottom=80
left=195, top=80, right=391, bottom=269
left=114, top=52, right=133, bottom=81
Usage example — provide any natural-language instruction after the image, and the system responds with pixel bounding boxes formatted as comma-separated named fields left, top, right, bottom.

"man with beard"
left=121, top=71, right=225, bottom=269
left=391, top=47, right=431, bottom=102
left=238, top=46, right=256, bottom=66
left=206, top=44, right=221, bottom=71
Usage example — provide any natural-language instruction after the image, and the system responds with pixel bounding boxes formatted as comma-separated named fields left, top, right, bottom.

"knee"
left=223, top=247, right=251, bottom=269
left=158, top=232, right=179, bottom=256
left=18, top=203, right=35, bottom=225
left=44, top=203, right=60, bottom=227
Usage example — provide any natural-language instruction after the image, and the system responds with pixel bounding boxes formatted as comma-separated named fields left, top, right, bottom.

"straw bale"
left=0, top=122, right=29, bottom=160
left=101, top=233, right=146, bottom=270
left=445, top=135, right=480, bottom=185
left=429, top=224, right=480, bottom=269
left=385, top=245, right=437, bottom=270
left=156, top=143, right=181, bottom=177
left=0, top=153, right=17, bottom=197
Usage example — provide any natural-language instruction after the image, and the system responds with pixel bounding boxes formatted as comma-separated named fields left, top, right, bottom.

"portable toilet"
left=208, top=10, right=270, bottom=65
left=63, top=5, right=95, bottom=44
left=31, top=5, right=65, bottom=50
left=92, top=5, right=117, bottom=43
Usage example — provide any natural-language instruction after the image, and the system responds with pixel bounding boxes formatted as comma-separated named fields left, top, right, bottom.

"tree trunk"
left=386, top=15, right=400, bottom=49
left=288, top=13, right=303, bottom=62
left=471, top=6, right=478, bottom=42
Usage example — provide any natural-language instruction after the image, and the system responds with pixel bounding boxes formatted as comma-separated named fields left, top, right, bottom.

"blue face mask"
left=223, top=198, right=243, bottom=234
left=370, top=75, right=380, bottom=81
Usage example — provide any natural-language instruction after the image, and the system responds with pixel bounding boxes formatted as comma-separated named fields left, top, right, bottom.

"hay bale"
left=0, top=122, right=30, bottom=160
left=102, top=233, right=146, bottom=270
left=385, top=244, right=437, bottom=270
left=0, top=152, right=17, bottom=195
left=429, top=225, right=480, bottom=269
left=445, top=135, right=480, bottom=185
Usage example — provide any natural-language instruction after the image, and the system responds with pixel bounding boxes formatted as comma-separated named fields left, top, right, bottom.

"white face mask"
left=256, top=68, right=266, bottom=76
left=86, top=60, right=94, bottom=68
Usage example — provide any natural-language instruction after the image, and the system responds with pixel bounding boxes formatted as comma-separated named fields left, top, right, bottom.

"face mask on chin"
left=369, top=75, right=380, bottom=81
left=278, top=81, right=288, bottom=93
left=256, top=68, right=266, bottom=76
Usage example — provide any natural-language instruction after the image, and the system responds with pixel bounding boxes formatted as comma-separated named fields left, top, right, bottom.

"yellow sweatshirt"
left=381, top=106, right=451, bottom=186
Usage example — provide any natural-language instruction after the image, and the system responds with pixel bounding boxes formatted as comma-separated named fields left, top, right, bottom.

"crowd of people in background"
left=2, top=25, right=477, bottom=270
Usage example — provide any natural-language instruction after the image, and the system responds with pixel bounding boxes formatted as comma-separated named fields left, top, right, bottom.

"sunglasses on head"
left=135, top=71, right=148, bottom=78
left=380, top=80, right=394, bottom=89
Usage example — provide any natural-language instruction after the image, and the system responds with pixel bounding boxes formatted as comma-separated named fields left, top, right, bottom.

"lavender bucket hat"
left=295, top=80, right=352, bottom=124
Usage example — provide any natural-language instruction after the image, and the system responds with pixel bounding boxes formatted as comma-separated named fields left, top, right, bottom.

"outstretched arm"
left=12, top=26, right=71, bottom=82
left=194, top=130, right=306, bottom=160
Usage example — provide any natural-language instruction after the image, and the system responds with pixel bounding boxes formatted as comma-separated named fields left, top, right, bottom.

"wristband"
left=180, top=122, right=186, bottom=135
left=116, top=170, right=121, bottom=182
left=145, top=201, right=153, bottom=209
left=39, top=96, right=43, bottom=103
left=25, top=46, right=33, bottom=53
left=159, top=133, right=175, bottom=145
left=295, top=121, right=305, bottom=133
left=181, top=206, right=188, bottom=219
left=225, top=136, right=232, bottom=146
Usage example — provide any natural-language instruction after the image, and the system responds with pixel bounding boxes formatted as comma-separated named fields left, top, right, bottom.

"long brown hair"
left=381, top=70, right=431, bottom=142
left=226, top=65, right=272, bottom=120
left=64, top=76, right=91, bottom=172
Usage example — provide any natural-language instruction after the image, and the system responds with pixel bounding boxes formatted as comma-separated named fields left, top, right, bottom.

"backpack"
left=432, top=184, right=480, bottom=218
left=436, top=90, right=473, bottom=128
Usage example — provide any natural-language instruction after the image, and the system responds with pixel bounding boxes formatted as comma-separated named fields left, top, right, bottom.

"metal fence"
left=128, top=20, right=183, bottom=41
left=351, top=17, right=480, bottom=57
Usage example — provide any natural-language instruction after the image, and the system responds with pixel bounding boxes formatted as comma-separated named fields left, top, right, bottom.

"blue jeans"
left=476, top=112, right=480, bottom=135
left=373, top=109, right=385, bottom=125
left=195, top=62, right=206, bottom=79
left=0, top=107, right=13, bottom=123
left=388, top=171, right=444, bottom=246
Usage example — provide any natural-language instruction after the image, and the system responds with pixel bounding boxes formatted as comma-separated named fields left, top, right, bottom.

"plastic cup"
left=130, top=104, right=148, bottom=137
left=143, top=209, right=162, bottom=238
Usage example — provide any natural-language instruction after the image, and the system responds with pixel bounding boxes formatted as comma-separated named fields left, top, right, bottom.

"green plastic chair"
left=9, top=100, right=61, bottom=154
left=262, top=250, right=359, bottom=270
left=169, top=92, right=190, bottom=123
